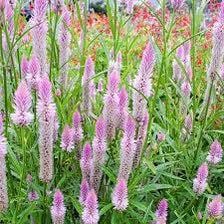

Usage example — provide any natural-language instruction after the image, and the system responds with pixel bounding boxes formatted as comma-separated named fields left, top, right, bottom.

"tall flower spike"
left=207, top=195, right=223, bottom=219
left=27, top=56, right=41, bottom=89
left=58, top=6, right=71, bottom=90
left=103, top=70, right=120, bottom=140
left=21, top=57, right=29, bottom=79
left=0, top=114, right=8, bottom=211
left=112, top=178, right=128, bottom=211
left=37, top=77, right=56, bottom=182
left=51, top=190, right=66, bottom=224
left=118, top=87, right=129, bottom=130
left=72, top=111, right=83, bottom=158
left=82, top=57, right=95, bottom=115
left=133, top=42, right=155, bottom=123
left=170, top=0, right=185, bottom=10
left=193, top=162, right=208, bottom=195
left=202, top=8, right=224, bottom=113
left=80, top=143, right=93, bottom=183
left=11, top=81, right=34, bottom=126
left=61, top=125, right=74, bottom=152
left=82, top=189, right=99, bottom=224
left=118, top=115, right=135, bottom=181
left=155, top=199, right=168, bottom=224
left=79, top=178, right=90, bottom=205
left=133, top=111, right=149, bottom=168
left=206, top=140, right=223, bottom=164
left=31, top=0, right=48, bottom=76
left=90, top=117, right=107, bottom=192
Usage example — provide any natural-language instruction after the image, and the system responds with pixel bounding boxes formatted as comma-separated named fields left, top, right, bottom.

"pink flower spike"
left=207, top=140, right=223, bottom=164
left=72, top=111, right=83, bottom=143
left=193, top=163, right=208, bottom=195
left=28, top=191, right=39, bottom=202
left=207, top=195, right=223, bottom=219
left=155, top=199, right=168, bottom=224
left=80, top=143, right=93, bottom=182
left=157, top=132, right=166, bottom=142
left=79, top=179, right=90, bottom=205
left=181, top=81, right=191, bottom=97
left=61, top=125, right=74, bottom=152
left=27, top=56, right=41, bottom=89
left=11, top=81, right=34, bottom=126
left=82, top=189, right=99, bottom=224
left=21, top=57, right=29, bottom=78
left=51, top=190, right=66, bottom=224
left=112, top=178, right=128, bottom=211
left=38, top=77, right=52, bottom=103
left=118, top=87, right=129, bottom=129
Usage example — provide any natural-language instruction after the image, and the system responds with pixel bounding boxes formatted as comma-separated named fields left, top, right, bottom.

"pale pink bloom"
left=80, top=143, right=93, bottom=183
left=133, top=42, right=155, bottom=123
left=82, top=189, right=99, bottom=224
left=11, top=81, right=34, bottom=126
left=61, top=125, right=74, bottom=152
left=193, top=163, right=208, bottom=195
left=181, top=81, right=191, bottom=97
left=207, top=195, right=223, bottom=219
left=133, top=111, right=149, bottom=167
left=51, top=190, right=66, bottom=224
left=170, top=0, right=185, bottom=10
left=155, top=199, right=168, bottom=224
left=79, top=179, right=90, bottom=205
left=118, top=116, right=135, bottom=181
left=103, top=70, right=120, bottom=140
left=157, top=132, right=165, bottom=142
left=0, top=114, right=8, bottom=211
left=82, top=57, right=95, bottom=115
left=90, top=117, right=107, bottom=192
left=112, top=178, right=128, bottom=211
left=27, top=56, right=41, bottom=89
left=58, top=6, right=71, bottom=90
left=37, top=77, right=56, bottom=182
left=31, top=0, right=48, bottom=76
left=21, top=57, right=29, bottom=79
left=117, top=87, right=129, bottom=130
left=207, top=140, right=223, bottom=164
left=28, top=191, right=39, bottom=201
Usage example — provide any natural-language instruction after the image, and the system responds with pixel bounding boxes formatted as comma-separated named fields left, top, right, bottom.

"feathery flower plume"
left=118, top=115, right=135, bottom=181
left=193, top=162, right=208, bottom=195
left=11, top=81, right=34, bottom=126
left=155, top=199, right=168, bottom=224
left=207, top=195, right=223, bottom=219
left=61, top=125, right=74, bottom=152
left=72, top=111, right=83, bottom=157
left=79, top=178, right=90, bottom=205
left=117, top=87, right=128, bottom=130
left=21, top=57, right=29, bottom=79
left=170, top=0, right=185, bottom=10
left=103, top=70, right=120, bottom=140
left=133, top=111, right=149, bottom=167
left=112, top=178, right=128, bottom=211
left=31, top=0, right=48, bottom=76
left=157, top=132, right=166, bottom=142
left=28, top=191, right=39, bottom=202
left=90, top=117, right=107, bottom=192
left=27, top=56, right=41, bottom=89
left=206, top=140, right=223, bottom=164
left=51, top=190, right=66, bottom=224
left=181, top=81, right=191, bottom=97
left=58, top=6, right=71, bottom=90
left=125, top=0, right=135, bottom=14
left=202, top=5, right=224, bottom=113
left=0, top=114, right=8, bottom=212
left=133, top=42, right=155, bottom=123
left=80, top=143, right=93, bottom=183
left=82, top=57, right=95, bottom=115
left=5, top=0, right=14, bottom=38
left=37, top=77, right=56, bottom=182
left=82, top=189, right=99, bottom=224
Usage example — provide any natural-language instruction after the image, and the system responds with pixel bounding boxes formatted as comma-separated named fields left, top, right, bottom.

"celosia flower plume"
left=61, top=125, right=74, bottom=152
left=206, top=140, right=223, bottom=164
left=155, top=199, right=168, bottom=224
left=51, top=190, right=66, bottom=224
left=11, top=81, right=34, bottom=126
